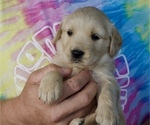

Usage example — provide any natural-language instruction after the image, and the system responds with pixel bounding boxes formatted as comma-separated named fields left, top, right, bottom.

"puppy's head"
left=53, top=7, right=122, bottom=67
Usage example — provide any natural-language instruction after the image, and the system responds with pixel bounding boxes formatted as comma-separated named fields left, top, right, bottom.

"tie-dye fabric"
left=0, top=0, right=149, bottom=125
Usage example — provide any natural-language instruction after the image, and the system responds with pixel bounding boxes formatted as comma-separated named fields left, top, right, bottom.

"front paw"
left=96, top=105, right=119, bottom=125
left=69, top=118, right=85, bottom=125
left=38, top=71, right=63, bottom=104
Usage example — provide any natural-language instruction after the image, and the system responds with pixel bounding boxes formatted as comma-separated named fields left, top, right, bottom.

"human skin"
left=0, top=64, right=98, bottom=125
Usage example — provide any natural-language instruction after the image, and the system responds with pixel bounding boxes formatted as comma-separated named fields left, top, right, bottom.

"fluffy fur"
left=38, top=7, right=125, bottom=125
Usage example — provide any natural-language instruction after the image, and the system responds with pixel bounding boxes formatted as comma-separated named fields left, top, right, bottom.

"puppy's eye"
left=67, top=30, right=73, bottom=36
left=91, top=34, right=100, bottom=41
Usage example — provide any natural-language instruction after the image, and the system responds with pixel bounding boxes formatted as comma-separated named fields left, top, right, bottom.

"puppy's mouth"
left=71, top=58, right=82, bottom=63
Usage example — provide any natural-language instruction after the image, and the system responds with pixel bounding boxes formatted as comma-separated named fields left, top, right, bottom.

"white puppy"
left=38, top=7, right=125, bottom=125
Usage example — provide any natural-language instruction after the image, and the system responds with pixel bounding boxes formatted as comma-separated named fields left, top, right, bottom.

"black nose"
left=71, top=49, right=84, bottom=59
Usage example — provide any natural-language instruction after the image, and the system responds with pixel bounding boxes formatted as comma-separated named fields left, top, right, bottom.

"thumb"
left=29, top=64, right=72, bottom=83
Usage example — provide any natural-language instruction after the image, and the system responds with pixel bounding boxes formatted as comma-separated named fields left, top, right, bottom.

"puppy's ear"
left=52, top=23, right=62, bottom=43
left=109, top=26, right=122, bottom=57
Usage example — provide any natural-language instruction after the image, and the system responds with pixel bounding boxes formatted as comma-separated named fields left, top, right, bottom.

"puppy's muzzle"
left=71, top=49, right=84, bottom=60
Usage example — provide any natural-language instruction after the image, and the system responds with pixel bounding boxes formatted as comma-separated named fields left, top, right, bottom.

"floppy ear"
left=109, top=26, right=122, bottom=57
left=52, top=23, right=62, bottom=44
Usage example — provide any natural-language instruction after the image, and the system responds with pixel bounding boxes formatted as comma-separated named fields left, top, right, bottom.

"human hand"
left=14, top=64, right=97, bottom=125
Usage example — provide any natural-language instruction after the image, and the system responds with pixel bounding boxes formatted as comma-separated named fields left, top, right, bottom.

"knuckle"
left=30, top=70, right=36, bottom=76
left=81, top=93, right=91, bottom=106
left=81, top=70, right=91, bottom=79
left=29, top=70, right=38, bottom=79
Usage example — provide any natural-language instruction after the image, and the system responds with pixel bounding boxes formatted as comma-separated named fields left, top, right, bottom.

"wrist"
left=1, top=96, right=39, bottom=125
left=1, top=97, right=23, bottom=125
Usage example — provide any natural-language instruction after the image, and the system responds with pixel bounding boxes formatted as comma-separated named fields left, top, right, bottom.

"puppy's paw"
left=38, top=71, right=63, bottom=104
left=96, top=105, right=119, bottom=125
left=69, top=118, right=85, bottom=125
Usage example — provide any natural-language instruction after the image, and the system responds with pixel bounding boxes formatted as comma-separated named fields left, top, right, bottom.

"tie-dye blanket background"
left=0, top=0, right=149, bottom=124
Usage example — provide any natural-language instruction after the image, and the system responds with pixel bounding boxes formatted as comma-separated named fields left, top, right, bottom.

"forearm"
left=0, top=97, right=35, bottom=125
left=1, top=97, right=23, bottom=125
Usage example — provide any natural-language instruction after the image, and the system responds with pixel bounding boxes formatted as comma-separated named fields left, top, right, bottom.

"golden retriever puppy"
left=38, top=6, right=125, bottom=125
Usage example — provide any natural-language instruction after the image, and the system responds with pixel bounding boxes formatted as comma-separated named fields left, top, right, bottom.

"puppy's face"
left=53, top=7, right=122, bottom=67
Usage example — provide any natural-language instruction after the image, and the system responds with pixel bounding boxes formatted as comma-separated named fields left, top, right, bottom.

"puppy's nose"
left=71, top=49, right=84, bottom=59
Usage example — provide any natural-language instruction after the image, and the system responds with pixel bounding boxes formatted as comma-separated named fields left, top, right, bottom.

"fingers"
left=26, top=64, right=97, bottom=124
left=29, top=64, right=72, bottom=83
left=60, top=70, right=91, bottom=101
left=62, top=98, right=97, bottom=124
left=48, top=79, right=98, bottom=122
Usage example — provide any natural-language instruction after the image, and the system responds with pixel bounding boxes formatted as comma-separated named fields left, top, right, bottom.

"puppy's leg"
left=69, top=113, right=97, bottom=125
left=95, top=74, right=125, bottom=125
left=84, top=113, right=97, bottom=125
left=69, top=118, right=85, bottom=125
left=38, top=71, right=63, bottom=104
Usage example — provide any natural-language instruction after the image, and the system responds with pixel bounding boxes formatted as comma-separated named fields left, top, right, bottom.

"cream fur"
left=38, top=7, right=125, bottom=125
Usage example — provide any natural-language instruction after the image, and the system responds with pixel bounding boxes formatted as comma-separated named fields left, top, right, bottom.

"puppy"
left=38, top=7, right=125, bottom=125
